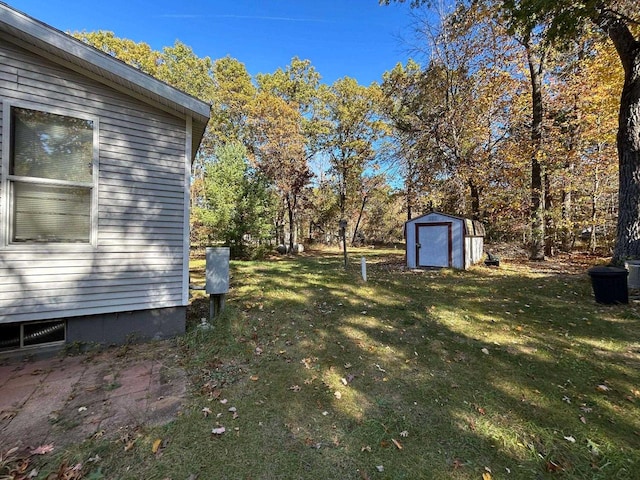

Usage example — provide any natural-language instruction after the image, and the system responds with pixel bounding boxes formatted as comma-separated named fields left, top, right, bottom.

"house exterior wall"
left=0, top=38, right=190, bottom=330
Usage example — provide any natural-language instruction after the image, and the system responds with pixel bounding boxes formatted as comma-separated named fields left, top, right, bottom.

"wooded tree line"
left=74, top=0, right=637, bottom=260
left=383, top=0, right=638, bottom=263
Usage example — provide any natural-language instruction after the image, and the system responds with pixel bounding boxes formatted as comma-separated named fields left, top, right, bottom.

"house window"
left=9, top=106, right=94, bottom=243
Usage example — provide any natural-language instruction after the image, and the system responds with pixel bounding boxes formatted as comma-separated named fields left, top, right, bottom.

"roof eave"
left=0, top=2, right=210, bottom=130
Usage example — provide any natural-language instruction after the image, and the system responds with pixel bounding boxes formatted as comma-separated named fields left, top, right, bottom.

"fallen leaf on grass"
left=250, top=375, right=259, bottom=381
left=391, top=438, right=403, bottom=450
left=289, top=385, right=301, bottom=392
left=481, top=348, right=490, bottom=355
left=564, top=435, right=576, bottom=443
left=152, top=439, right=162, bottom=454
left=376, top=465, right=384, bottom=472
left=30, top=444, right=54, bottom=455
left=596, top=384, right=610, bottom=392
left=482, top=473, right=492, bottom=480
left=211, top=427, right=226, bottom=435
left=452, top=459, right=464, bottom=469
left=50, top=462, right=83, bottom=480
left=361, top=445, right=372, bottom=452
left=202, top=407, right=212, bottom=417
left=400, top=430, right=409, bottom=437
left=1, top=410, right=17, bottom=421
left=546, top=460, right=564, bottom=472
left=334, top=391, right=342, bottom=399
left=587, top=438, right=601, bottom=455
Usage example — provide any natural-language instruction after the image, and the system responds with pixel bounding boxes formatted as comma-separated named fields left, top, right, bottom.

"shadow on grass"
left=106, top=249, right=639, bottom=479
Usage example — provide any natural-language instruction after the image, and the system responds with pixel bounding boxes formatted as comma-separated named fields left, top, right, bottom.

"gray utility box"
left=626, top=261, right=640, bottom=289
left=206, top=247, right=230, bottom=294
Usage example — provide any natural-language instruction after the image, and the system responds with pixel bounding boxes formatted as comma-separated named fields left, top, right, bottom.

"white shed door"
left=416, top=223, right=452, bottom=267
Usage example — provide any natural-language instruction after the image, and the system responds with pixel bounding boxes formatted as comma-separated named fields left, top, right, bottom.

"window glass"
left=12, top=182, right=91, bottom=242
left=11, top=108, right=93, bottom=182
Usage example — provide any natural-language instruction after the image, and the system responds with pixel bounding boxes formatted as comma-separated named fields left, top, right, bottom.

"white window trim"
left=1, top=100, right=99, bottom=250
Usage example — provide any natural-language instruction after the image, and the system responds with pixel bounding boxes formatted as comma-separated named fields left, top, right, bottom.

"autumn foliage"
left=74, top=4, right=628, bottom=256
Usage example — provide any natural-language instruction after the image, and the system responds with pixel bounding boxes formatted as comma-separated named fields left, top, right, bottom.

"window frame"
left=1, top=101, right=99, bottom=249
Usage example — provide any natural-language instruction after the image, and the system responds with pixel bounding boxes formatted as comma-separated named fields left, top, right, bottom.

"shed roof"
left=405, top=211, right=485, bottom=237
left=0, top=2, right=211, bottom=159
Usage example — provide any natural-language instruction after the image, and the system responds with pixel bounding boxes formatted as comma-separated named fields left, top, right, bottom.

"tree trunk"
left=469, top=180, right=481, bottom=221
left=544, top=172, right=554, bottom=257
left=526, top=38, right=546, bottom=260
left=597, top=17, right=640, bottom=263
left=531, top=157, right=545, bottom=259
left=589, top=167, right=599, bottom=252
left=286, top=195, right=296, bottom=253
left=351, top=195, right=368, bottom=246
left=561, top=190, right=573, bottom=251
left=560, top=161, right=575, bottom=252
left=407, top=167, right=413, bottom=221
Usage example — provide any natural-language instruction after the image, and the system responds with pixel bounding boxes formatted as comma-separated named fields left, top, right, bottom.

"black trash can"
left=587, top=266, right=628, bottom=304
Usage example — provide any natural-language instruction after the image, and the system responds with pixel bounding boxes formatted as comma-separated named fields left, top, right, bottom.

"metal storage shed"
left=404, top=212, right=485, bottom=270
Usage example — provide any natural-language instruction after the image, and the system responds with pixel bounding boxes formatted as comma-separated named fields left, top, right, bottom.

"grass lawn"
left=29, top=247, right=640, bottom=479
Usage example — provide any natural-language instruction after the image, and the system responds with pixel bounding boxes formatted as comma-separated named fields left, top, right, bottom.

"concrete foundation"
left=66, top=307, right=186, bottom=345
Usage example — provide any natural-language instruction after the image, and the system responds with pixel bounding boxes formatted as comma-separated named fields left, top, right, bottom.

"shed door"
left=416, top=223, right=452, bottom=267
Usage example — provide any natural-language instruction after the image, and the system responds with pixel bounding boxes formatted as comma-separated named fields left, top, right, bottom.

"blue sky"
left=8, top=0, right=421, bottom=85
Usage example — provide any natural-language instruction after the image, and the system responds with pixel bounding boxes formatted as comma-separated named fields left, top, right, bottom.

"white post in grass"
left=361, top=257, right=367, bottom=282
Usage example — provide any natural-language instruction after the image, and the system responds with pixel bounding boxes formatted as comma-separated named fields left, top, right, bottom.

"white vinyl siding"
left=0, top=102, right=3, bottom=219
left=0, top=39, right=189, bottom=323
